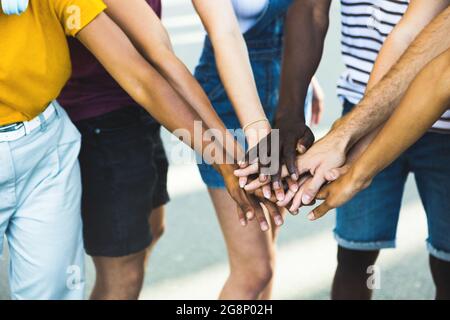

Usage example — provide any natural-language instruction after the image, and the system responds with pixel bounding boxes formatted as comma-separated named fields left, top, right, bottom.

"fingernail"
left=307, top=212, right=315, bottom=221
left=239, top=180, right=246, bottom=188
left=259, top=174, right=267, bottom=182
left=274, top=216, right=283, bottom=226
left=273, top=181, right=281, bottom=189
left=246, top=211, right=254, bottom=220
left=260, top=221, right=269, bottom=231
left=298, top=145, right=307, bottom=154
left=291, top=173, right=298, bottom=181
left=293, top=210, right=300, bottom=215
left=302, top=194, right=312, bottom=204
left=263, top=189, right=271, bottom=199
left=290, top=183, right=299, bottom=193
left=240, top=219, right=247, bottom=226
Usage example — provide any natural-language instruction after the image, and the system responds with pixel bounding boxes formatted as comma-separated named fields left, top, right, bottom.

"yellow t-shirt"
left=0, top=0, right=106, bottom=125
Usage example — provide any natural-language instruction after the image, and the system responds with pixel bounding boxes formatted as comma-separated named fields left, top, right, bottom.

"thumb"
left=302, top=173, right=326, bottom=205
left=324, top=165, right=350, bottom=181
left=316, top=184, right=330, bottom=200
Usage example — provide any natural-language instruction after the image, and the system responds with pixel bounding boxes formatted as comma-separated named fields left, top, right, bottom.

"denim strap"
left=243, top=0, right=293, bottom=39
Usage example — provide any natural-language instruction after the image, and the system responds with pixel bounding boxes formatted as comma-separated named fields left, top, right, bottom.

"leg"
left=91, top=251, right=147, bottom=300
left=146, top=123, right=169, bottom=259
left=90, top=206, right=165, bottom=300
left=429, top=255, right=450, bottom=300
left=410, top=133, right=450, bottom=300
left=332, top=246, right=379, bottom=300
left=147, top=205, right=166, bottom=257
left=90, top=205, right=165, bottom=300
left=76, top=108, right=169, bottom=300
left=259, top=214, right=284, bottom=300
left=8, top=109, right=84, bottom=300
left=209, top=188, right=277, bottom=300
left=332, top=153, right=408, bottom=300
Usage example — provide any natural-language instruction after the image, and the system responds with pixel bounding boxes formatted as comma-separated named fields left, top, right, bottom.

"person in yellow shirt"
left=0, top=0, right=274, bottom=299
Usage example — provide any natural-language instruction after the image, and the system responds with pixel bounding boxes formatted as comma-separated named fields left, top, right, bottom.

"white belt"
left=0, top=102, right=56, bottom=142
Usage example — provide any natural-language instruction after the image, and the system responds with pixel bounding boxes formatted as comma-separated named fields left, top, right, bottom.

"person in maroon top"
left=60, top=0, right=281, bottom=300
left=59, top=0, right=167, bottom=299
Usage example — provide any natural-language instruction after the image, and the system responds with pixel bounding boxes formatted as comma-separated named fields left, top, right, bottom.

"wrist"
left=243, top=120, right=271, bottom=149
left=218, top=163, right=237, bottom=178
left=327, top=126, right=352, bottom=154
left=350, top=162, right=372, bottom=190
left=275, top=105, right=305, bottom=124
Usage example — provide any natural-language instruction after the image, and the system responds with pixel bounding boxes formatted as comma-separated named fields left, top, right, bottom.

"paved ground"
left=0, top=0, right=435, bottom=300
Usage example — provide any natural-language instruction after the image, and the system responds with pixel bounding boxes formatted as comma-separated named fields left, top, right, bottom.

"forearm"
left=276, top=0, right=331, bottom=121
left=353, top=49, right=450, bottom=182
left=210, top=31, right=267, bottom=127
left=349, top=28, right=414, bottom=161
left=366, top=28, right=416, bottom=91
left=332, top=6, right=450, bottom=150
left=77, top=13, right=239, bottom=169
left=366, top=0, right=449, bottom=90
left=151, top=49, right=230, bottom=135
left=103, top=0, right=232, bottom=143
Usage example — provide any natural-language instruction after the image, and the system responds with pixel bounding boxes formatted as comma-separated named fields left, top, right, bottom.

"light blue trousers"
left=0, top=103, right=84, bottom=299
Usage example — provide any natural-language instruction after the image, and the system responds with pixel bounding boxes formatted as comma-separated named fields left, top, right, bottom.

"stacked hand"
left=230, top=85, right=373, bottom=226
left=233, top=131, right=358, bottom=222
left=218, top=120, right=285, bottom=233
left=221, top=80, right=373, bottom=230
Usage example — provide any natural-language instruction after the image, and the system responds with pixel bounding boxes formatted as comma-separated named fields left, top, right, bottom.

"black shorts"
left=75, top=106, right=169, bottom=257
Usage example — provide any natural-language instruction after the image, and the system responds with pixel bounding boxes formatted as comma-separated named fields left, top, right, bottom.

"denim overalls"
left=194, top=0, right=312, bottom=188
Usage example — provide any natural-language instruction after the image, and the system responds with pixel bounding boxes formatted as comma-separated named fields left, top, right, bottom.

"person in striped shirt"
left=235, top=0, right=450, bottom=299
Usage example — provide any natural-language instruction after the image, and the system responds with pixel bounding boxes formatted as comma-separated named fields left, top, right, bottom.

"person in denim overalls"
left=193, top=0, right=319, bottom=299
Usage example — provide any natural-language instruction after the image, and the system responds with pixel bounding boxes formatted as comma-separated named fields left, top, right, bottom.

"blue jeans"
left=0, top=102, right=84, bottom=299
left=335, top=100, right=450, bottom=262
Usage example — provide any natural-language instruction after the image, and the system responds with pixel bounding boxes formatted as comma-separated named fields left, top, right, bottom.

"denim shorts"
left=75, top=106, right=169, bottom=257
left=335, top=100, right=450, bottom=262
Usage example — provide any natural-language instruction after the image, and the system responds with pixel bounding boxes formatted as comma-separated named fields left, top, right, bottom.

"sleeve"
left=51, top=0, right=107, bottom=37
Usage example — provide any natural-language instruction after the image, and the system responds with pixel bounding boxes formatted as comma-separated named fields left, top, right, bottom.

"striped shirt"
left=337, top=0, right=450, bottom=133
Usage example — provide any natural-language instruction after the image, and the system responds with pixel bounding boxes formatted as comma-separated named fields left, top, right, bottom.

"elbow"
left=293, top=0, right=330, bottom=32
left=312, top=7, right=330, bottom=34
left=124, top=67, right=157, bottom=110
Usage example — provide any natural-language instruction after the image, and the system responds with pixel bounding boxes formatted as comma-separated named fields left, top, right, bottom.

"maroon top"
left=59, top=0, right=162, bottom=122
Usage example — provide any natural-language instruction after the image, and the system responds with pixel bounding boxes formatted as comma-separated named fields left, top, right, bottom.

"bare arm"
left=76, top=12, right=277, bottom=231
left=103, top=0, right=233, bottom=145
left=272, top=0, right=332, bottom=177
left=277, top=0, right=331, bottom=120
left=347, top=0, right=450, bottom=161
left=192, top=0, right=270, bottom=143
left=353, top=49, right=450, bottom=185
left=331, top=5, right=450, bottom=151
left=292, top=5, right=450, bottom=205
left=239, top=0, right=332, bottom=201
left=310, top=49, right=450, bottom=220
